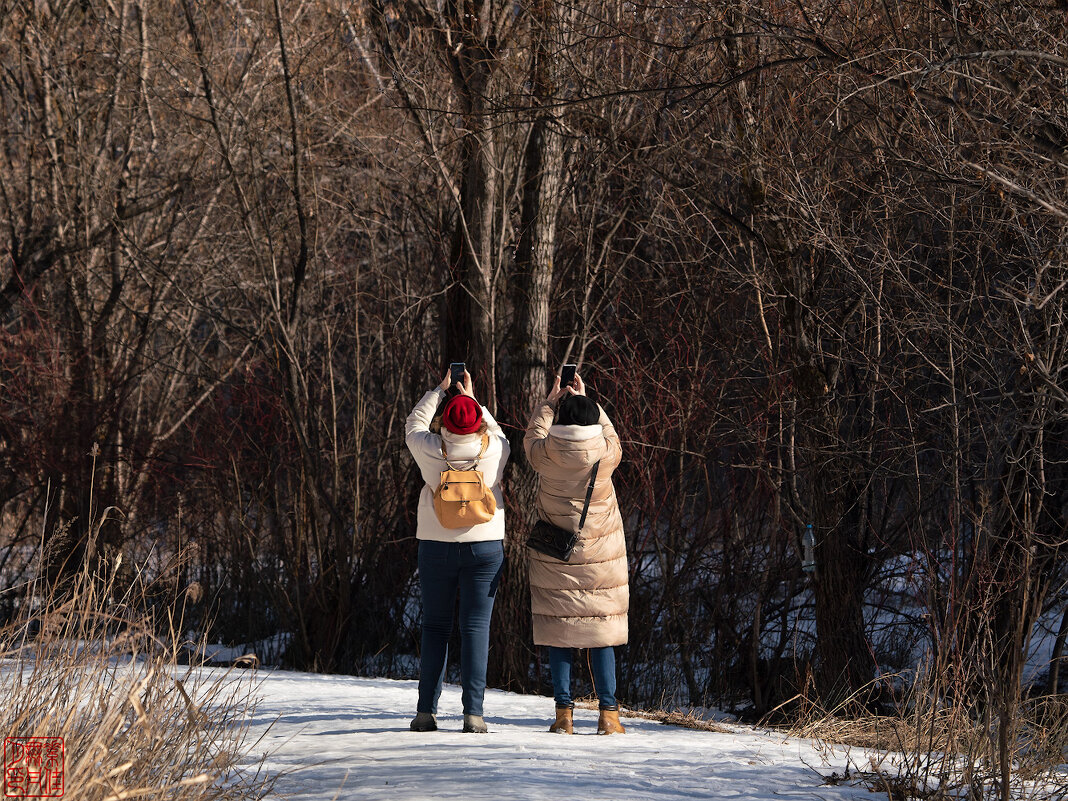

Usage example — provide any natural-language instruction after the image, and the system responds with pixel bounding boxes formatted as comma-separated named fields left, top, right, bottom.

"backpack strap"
left=440, top=434, right=490, bottom=470
left=576, top=461, right=601, bottom=533
left=440, top=439, right=455, bottom=471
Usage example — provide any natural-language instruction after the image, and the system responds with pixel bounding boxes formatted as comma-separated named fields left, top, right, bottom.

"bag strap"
left=576, top=461, right=601, bottom=533
left=440, top=434, right=490, bottom=471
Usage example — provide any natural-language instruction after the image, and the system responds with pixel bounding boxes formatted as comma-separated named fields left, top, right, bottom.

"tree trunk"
left=443, top=52, right=497, bottom=407
left=811, top=523, right=873, bottom=702
left=725, top=3, right=876, bottom=703
left=491, top=0, right=567, bottom=691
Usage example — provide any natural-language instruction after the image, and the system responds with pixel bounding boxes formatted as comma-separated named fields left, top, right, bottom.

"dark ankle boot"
left=409, top=712, right=437, bottom=732
left=549, top=705, right=574, bottom=734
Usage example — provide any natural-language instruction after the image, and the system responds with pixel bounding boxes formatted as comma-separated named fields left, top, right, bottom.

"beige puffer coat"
left=524, top=400, right=629, bottom=648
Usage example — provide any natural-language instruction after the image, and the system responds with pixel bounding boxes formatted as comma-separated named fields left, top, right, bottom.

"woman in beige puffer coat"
left=524, top=372, right=629, bottom=735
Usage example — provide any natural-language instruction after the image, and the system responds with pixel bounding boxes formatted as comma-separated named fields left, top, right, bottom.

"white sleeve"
left=481, top=406, right=510, bottom=488
left=405, top=388, right=446, bottom=459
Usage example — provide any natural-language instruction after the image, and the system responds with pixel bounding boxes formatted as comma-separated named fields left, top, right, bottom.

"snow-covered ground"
left=243, top=670, right=864, bottom=801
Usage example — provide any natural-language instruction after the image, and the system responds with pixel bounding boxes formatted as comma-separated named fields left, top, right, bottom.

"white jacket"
left=405, top=388, right=510, bottom=542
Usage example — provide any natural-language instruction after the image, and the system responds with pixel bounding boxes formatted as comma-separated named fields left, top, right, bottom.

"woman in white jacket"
left=405, top=369, right=509, bottom=733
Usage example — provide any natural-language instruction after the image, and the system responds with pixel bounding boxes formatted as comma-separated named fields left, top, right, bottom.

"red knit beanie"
left=442, top=395, right=482, bottom=435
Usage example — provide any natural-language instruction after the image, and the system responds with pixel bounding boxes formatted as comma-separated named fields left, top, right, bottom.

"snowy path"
left=241, top=670, right=863, bottom=801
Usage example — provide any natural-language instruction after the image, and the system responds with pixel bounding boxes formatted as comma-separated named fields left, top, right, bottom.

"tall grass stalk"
left=1, top=505, right=274, bottom=801
left=781, top=665, right=1068, bottom=801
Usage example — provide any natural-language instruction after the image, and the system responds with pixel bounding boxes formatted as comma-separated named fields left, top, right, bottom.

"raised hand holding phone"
left=450, top=362, right=465, bottom=389
left=560, top=363, right=577, bottom=390
left=546, top=374, right=567, bottom=404
left=457, top=370, right=475, bottom=398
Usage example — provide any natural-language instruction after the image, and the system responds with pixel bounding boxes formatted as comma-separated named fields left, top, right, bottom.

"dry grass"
left=771, top=674, right=1068, bottom=801
left=782, top=699, right=975, bottom=755
left=572, top=698, right=732, bottom=732
left=634, top=708, right=734, bottom=733
left=1, top=550, right=275, bottom=801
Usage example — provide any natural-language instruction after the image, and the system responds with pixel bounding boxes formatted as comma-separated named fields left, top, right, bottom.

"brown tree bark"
left=722, top=1, right=880, bottom=701
left=492, top=0, right=569, bottom=691
left=444, top=114, right=497, bottom=400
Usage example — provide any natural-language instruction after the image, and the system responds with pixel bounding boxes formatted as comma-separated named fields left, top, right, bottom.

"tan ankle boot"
left=597, top=707, right=625, bottom=735
left=548, top=705, right=573, bottom=734
left=463, top=714, right=488, bottom=733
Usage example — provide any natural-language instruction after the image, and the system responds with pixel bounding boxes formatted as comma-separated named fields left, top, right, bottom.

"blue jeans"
left=417, top=539, right=504, bottom=717
left=548, top=646, right=617, bottom=709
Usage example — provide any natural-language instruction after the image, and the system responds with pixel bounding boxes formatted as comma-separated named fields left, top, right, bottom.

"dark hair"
left=557, top=394, right=599, bottom=426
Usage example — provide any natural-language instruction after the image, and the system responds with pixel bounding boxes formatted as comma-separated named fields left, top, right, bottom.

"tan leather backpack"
left=432, top=435, right=497, bottom=528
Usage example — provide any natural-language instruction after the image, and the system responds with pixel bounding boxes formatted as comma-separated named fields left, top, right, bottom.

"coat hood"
left=544, top=423, right=607, bottom=469
left=440, top=428, right=490, bottom=463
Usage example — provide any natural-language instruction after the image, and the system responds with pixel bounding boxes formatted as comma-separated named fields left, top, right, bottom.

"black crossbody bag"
left=526, top=461, right=600, bottom=562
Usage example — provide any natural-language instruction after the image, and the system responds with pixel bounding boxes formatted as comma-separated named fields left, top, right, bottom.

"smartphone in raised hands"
left=449, top=362, right=465, bottom=390
left=560, top=363, right=577, bottom=389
